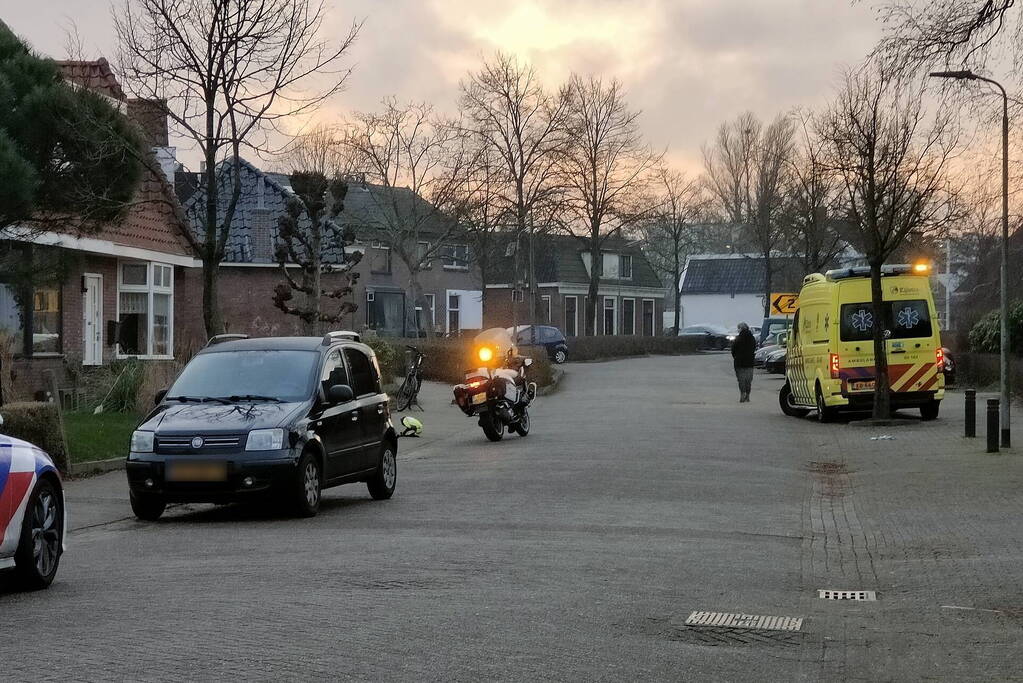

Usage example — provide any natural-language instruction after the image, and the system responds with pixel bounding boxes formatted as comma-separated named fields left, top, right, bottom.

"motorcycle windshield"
left=473, top=328, right=516, bottom=357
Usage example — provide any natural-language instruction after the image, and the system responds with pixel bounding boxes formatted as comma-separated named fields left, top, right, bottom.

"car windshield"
left=168, top=350, right=319, bottom=403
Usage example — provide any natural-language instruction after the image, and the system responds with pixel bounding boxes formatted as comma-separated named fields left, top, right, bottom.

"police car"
left=0, top=419, right=66, bottom=589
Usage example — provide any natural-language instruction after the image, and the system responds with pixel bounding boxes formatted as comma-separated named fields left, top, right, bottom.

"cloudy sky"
left=4, top=0, right=884, bottom=171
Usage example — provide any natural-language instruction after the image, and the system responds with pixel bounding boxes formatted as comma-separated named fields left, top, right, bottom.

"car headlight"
left=245, top=428, right=286, bottom=451
left=727, top=335, right=736, bottom=341
left=131, top=430, right=155, bottom=453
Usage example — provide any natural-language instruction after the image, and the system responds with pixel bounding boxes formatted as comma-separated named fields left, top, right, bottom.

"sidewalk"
left=65, top=381, right=477, bottom=531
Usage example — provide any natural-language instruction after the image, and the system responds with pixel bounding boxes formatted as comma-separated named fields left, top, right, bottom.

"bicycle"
left=395, top=345, right=425, bottom=411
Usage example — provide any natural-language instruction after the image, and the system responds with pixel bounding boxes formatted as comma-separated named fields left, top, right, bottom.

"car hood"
left=139, top=401, right=307, bottom=434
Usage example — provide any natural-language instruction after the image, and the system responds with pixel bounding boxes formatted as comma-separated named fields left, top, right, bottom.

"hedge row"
left=564, top=335, right=702, bottom=361
left=0, top=401, right=69, bottom=473
left=373, top=337, right=554, bottom=388
left=954, top=352, right=1023, bottom=398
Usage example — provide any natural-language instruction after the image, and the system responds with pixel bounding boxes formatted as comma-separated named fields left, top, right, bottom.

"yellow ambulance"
left=779, top=264, right=945, bottom=422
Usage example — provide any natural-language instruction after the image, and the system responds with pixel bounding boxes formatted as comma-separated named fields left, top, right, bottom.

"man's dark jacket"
left=731, top=329, right=756, bottom=369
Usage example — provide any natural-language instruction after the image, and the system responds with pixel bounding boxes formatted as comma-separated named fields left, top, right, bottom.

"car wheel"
left=480, top=410, right=504, bottom=442
left=920, top=400, right=940, bottom=421
left=130, top=489, right=166, bottom=522
left=779, top=382, right=810, bottom=418
left=14, top=477, right=64, bottom=590
left=367, top=441, right=397, bottom=500
left=292, top=451, right=322, bottom=517
left=553, top=349, right=567, bottom=364
left=512, top=407, right=530, bottom=436
left=815, top=385, right=836, bottom=423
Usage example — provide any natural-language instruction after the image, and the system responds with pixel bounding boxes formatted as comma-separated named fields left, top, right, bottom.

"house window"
left=417, top=241, right=432, bottom=270
left=619, top=254, right=633, bottom=280
left=117, top=262, right=173, bottom=357
left=441, top=244, right=469, bottom=270
left=622, top=298, right=636, bottom=335
left=564, top=296, right=577, bottom=337
left=603, top=297, right=616, bottom=335
left=366, top=290, right=405, bottom=337
left=511, top=289, right=524, bottom=303
left=642, top=299, right=655, bottom=336
left=415, top=293, right=436, bottom=334
left=0, top=283, right=62, bottom=356
left=370, top=244, right=391, bottom=273
left=448, top=294, right=461, bottom=333
left=541, top=295, right=552, bottom=323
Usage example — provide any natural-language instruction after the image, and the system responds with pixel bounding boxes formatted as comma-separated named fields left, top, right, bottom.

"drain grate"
left=818, top=589, right=877, bottom=601
left=685, top=611, right=803, bottom=632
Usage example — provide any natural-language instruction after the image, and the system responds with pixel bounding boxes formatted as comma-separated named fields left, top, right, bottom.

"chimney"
left=127, top=98, right=177, bottom=183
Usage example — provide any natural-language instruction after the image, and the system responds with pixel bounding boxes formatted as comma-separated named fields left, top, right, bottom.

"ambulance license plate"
left=849, top=380, right=875, bottom=392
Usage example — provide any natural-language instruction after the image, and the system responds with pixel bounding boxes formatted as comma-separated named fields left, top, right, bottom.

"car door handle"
left=376, top=405, right=384, bottom=414
left=350, top=413, right=359, bottom=421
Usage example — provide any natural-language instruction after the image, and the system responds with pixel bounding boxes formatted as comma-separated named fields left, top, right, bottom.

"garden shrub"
left=135, top=361, right=184, bottom=415
left=0, top=329, right=14, bottom=404
left=381, top=337, right=554, bottom=387
left=0, top=401, right=69, bottom=472
left=362, top=336, right=398, bottom=385
left=968, top=301, right=1023, bottom=354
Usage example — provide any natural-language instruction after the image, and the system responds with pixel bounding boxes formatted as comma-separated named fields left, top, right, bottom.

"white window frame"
left=541, top=295, right=552, bottom=323
left=603, top=296, right=617, bottom=335
left=512, top=289, right=524, bottom=303
left=116, top=261, right=174, bottom=359
left=441, top=243, right=469, bottom=271
left=622, top=297, right=636, bottom=335
left=417, top=241, right=432, bottom=270
left=424, top=293, right=436, bottom=326
left=619, top=254, right=633, bottom=280
left=564, top=295, right=578, bottom=337
left=447, top=293, right=461, bottom=334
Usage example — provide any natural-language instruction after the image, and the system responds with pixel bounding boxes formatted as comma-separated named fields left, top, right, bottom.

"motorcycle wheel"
left=480, top=410, right=504, bottom=442
left=512, top=406, right=530, bottom=437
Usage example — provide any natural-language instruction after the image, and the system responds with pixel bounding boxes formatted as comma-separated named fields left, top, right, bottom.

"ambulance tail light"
left=829, top=353, right=840, bottom=379
left=935, top=347, right=944, bottom=370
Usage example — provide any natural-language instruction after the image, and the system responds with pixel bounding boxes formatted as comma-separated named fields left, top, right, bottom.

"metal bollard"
left=965, top=389, right=976, bottom=438
left=987, top=398, right=1000, bottom=453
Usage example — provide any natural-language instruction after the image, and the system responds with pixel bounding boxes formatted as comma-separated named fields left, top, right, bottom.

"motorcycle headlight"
left=478, top=346, right=494, bottom=363
left=245, top=428, right=286, bottom=451
left=131, top=430, right=155, bottom=453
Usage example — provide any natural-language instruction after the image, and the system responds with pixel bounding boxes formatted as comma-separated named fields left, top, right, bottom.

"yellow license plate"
left=472, top=392, right=487, bottom=405
left=849, top=380, right=875, bottom=392
left=166, top=461, right=227, bottom=482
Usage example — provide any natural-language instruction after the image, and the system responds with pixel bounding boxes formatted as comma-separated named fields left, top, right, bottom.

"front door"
left=83, top=274, right=103, bottom=366
left=343, top=347, right=386, bottom=470
left=315, top=349, right=364, bottom=479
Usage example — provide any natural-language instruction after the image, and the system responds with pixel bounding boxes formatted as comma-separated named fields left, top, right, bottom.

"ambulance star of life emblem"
left=191, top=436, right=204, bottom=449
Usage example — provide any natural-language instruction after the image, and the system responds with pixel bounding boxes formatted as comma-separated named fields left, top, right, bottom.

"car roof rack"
left=322, top=330, right=361, bottom=346
left=206, top=333, right=249, bottom=347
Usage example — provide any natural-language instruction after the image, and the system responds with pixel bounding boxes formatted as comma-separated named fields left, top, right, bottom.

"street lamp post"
left=930, top=70, right=1011, bottom=448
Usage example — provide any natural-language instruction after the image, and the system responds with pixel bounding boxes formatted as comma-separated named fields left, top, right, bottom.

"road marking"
left=685, top=611, right=803, bottom=632
left=818, top=589, right=877, bottom=601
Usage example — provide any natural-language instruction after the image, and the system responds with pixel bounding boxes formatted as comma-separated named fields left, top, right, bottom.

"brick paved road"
left=2, top=355, right=1022, bottom=681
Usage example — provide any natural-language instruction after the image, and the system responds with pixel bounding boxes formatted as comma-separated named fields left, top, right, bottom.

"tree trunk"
left=672, top=247, right=681, bottom=333
left=308, top=228, right=323, bottom=336
left=869, top=262, right=891, bottom=419
left=586, top=242, right=601, bottom=336
left=202, top=256, right=223, bottom=337
left=762, top=251, right=773, bottom=318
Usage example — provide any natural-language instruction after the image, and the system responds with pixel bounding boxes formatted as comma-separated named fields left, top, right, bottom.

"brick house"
left=0, top=59, right=203, bottom=400
left=177, top=160, right=484, bottom=338
left=484, top=235, right=665, bottom=336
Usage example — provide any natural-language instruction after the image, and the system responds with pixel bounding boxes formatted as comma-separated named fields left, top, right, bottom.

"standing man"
left=731, top=322, right=756, bottom=403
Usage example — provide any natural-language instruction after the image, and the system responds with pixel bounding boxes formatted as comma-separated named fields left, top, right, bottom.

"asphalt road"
left=3, top=354, right=1022, bottom=681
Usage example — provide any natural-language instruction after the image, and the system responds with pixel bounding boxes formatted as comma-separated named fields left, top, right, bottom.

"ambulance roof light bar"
left=824, top=264, right=923, bottom=281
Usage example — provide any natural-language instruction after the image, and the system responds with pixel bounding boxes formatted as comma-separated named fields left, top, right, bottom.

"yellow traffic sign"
left=770, top=293, right=799, bottom=315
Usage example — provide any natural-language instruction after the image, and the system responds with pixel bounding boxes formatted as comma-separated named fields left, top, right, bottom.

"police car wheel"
left=14, top=477, right=64, bottom=590
left=780, top=382, right=809, bottom=418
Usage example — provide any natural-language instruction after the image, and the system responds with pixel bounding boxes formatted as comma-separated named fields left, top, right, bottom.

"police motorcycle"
left=452, top=327, right=537, bottom=441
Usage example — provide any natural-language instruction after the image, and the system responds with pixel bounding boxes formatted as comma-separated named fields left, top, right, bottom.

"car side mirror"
left=154, top=388, right=168, bottom=406
left=327, top=384, right=355, bottom=404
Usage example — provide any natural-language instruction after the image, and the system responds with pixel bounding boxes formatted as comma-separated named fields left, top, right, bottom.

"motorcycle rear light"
left=829, top=353, right=840, bottom=379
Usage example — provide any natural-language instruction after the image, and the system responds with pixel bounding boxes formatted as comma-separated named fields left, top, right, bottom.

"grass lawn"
left=63, top=411, right=139, bottom=464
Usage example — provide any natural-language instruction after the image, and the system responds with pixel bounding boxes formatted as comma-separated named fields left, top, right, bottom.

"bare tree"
left=641, top=167, right=708, bottom=333
left=116, top=0, right=360, bottom=336
left=272, top=173, right=360, bottom=334
left=781, top=111, right=848, bottom=274
left=459, top=52, right=571, bottom=329
left=703, top=112, right=795, bottom=316
left=819, top=66, right=961, bottom=418
left=279, top=124, right=358, bottom=178
left=558, top=74, right=662, bottom=335
left=342, top=100, right=474, bottom=337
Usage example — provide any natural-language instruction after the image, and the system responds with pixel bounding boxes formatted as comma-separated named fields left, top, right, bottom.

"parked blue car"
left=508, top=325, right=570, bottom=364
left=0, top=420, right=66, bottom=589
